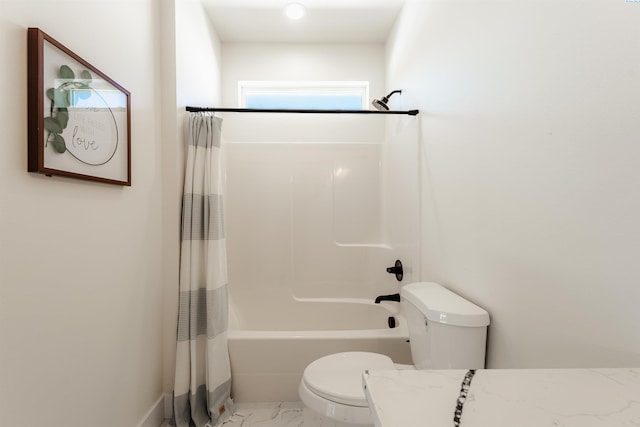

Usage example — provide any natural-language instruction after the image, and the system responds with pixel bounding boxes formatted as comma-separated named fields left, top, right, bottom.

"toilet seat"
left=303, top=352, right=395, bottom=406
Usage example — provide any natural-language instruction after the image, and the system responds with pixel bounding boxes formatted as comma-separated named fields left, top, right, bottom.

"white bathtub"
left=228, top=298, right=412, bottom=402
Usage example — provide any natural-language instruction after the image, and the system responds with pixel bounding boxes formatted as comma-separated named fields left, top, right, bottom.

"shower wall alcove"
left=209, top=107, right=422, bottom=401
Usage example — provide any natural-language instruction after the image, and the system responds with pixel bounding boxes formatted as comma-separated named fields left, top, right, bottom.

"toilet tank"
left=401, top=282, right=490, bottom=369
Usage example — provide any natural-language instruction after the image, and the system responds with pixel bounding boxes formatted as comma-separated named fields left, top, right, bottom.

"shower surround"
left=223, top=115, right=420, bottom=402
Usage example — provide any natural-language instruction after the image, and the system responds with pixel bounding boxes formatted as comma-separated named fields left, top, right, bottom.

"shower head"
left=371, top=98, right=389, bottom=111
left=371, top=90, right=402, bottom=111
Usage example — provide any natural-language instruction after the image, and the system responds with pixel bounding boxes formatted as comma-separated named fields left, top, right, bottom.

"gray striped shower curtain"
left=172, top=112, right=234, bottom=427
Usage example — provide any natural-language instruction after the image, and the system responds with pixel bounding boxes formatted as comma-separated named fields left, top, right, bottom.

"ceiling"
left=200, top=0, right=406, bottom=43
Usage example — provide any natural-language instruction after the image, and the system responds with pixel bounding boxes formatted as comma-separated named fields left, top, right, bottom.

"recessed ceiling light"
left=284, top=3, right=306, bottom=20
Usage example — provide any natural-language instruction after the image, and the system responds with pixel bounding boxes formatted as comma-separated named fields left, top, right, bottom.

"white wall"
left=387, top=0, right=640, bottom=368
left=176, top=1, right=223, bottom=109
left=0, top=1, right=164, bottom=426
left=161, top=0, right=223, bottom=413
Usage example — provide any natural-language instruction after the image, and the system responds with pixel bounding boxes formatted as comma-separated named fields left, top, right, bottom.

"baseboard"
left=164, top=391, right=174, bottom=420
left=136, top=394, right=165, bottom=427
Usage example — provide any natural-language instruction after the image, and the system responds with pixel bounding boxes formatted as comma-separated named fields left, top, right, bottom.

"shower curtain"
left=172, top=112, right=234, bottom=427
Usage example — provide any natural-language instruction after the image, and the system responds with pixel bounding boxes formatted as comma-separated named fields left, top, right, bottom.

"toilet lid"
left=303, top=352, right=395, bottom=407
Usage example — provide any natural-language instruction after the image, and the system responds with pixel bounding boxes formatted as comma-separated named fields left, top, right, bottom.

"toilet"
left=298, top=282, right=490, bottom=426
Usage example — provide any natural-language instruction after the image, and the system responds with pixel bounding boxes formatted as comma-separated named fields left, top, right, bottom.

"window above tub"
left=238, top=81, right=369, bottom=110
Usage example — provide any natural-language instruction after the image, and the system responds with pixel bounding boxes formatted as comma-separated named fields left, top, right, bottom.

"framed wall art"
left=27, top=28, right=131, bottom=186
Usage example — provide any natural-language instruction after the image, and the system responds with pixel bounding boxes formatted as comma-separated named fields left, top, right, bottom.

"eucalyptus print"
left=44, top=64, right=93, bottom=154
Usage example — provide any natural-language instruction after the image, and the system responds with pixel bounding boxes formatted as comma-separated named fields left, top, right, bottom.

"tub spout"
left=375, top=293, right=400, bottom=304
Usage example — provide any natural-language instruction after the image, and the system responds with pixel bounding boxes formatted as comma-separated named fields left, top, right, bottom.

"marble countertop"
left=362, top=368, right=640, bottom=427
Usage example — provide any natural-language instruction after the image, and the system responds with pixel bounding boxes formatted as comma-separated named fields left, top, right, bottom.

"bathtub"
left=228, top=297, right=412, bottom=402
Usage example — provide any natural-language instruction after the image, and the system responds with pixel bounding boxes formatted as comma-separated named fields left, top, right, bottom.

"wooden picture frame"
left=27, top=28, right=131, bottom=186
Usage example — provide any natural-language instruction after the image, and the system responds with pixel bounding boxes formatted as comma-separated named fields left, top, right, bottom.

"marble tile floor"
left=220, top=402, right=338, bottom=427
left=161, top=402, right=339, bottom=427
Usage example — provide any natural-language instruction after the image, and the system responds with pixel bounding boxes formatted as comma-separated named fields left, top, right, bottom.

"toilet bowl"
left=299, top=352, right=396, bottom=425
left=299, top=282, right=490, bottom=426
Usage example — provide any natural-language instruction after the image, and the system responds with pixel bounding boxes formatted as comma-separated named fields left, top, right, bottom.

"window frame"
left=238, top=80, right=370, bottom=110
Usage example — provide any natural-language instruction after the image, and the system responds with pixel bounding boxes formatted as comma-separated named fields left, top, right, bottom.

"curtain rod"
left=186, top=106, right=419, bottom=116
